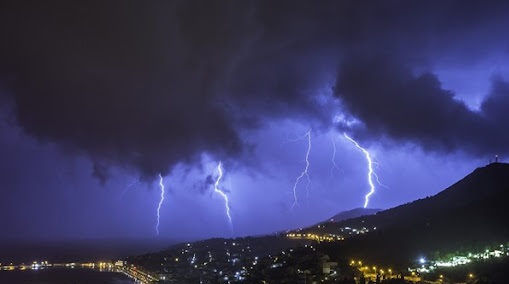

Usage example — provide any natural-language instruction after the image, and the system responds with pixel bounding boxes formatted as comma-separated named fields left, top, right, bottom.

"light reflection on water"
left=0, top=268, right=134, bottom=284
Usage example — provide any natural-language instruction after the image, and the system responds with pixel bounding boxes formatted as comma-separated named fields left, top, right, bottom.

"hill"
left=324, top=207, right=382, bottom=223
left=314, top=162, right=509, bottom=268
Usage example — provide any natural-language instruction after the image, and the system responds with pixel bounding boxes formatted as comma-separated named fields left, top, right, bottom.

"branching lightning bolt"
left=291, top=130, right=311, bottom=209
left=343, top=133, right=376, bottom=208
left=371, top=157, right=390, bottom=190
left=214, top=161, right=233, bottom=230
left=118, top=179, right=139, bottom=200
left=155, top=174, right=165, bottom=236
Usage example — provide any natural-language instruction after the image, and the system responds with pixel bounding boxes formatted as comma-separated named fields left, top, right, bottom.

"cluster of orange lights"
left=350, top=260, right=392, bottom=275
left=286, top=233, right=344, bottom=242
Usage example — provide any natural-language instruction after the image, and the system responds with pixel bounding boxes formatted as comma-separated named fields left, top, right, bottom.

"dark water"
left=0, top=268, right=134, bottom=284
left=0, top=239, right=178, bottom=264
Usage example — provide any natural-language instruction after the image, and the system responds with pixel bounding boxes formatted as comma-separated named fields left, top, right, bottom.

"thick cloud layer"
left=1, top=0, right=509, bottom=178
left=334, top=56, right=509, bottom=154
left=0, top=1, right=338, bottom=177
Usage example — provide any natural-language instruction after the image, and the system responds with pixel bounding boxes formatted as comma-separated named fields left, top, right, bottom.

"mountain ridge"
left=312, top=162, right=509, bottom=268
left=317, top=207, right=382, bottom=225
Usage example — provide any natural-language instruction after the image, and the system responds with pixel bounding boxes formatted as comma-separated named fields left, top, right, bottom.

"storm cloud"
left=1, top=0, right=509, bottom=179
left=334, top=55, right=509, bottom=154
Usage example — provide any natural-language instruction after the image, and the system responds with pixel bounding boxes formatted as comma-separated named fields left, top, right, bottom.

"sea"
left=0, top=239, right=181, bottom=284
left=0, top=268, right=134, bottom=284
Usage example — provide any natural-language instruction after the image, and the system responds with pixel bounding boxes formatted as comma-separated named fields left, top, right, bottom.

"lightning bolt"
left=119, top=179, right=139, bottom=199
left=343, top=133, right=377, bottom=208
left=371, top=157, right=390, bottom=190
left=291, top=129, right=311, bottom=209
left=214, top=161, right=233, bottom=230
left=330, top=133, right=340, bottom=180
left=155, top=174, right=165, bottom=236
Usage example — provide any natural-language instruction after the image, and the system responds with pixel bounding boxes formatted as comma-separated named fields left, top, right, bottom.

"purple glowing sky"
left=1, top=1, right=508, bottom=242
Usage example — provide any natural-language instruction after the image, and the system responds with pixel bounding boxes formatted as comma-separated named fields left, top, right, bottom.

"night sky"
left=1, top=1, right=509, bottom=242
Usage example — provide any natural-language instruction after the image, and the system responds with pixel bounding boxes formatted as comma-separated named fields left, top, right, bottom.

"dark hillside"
left=317, top=163, right=509, bottom=268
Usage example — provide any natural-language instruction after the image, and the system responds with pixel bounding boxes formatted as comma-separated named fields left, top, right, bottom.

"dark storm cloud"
left=481, top=78, right=509, bottom=149
left=334, top=56, right=507, bottom=154
left=0, top=1, right=334, bottom=178
left=2, top=0, right=509, bottom=179
left=329, top=1, right=509, bottom=156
